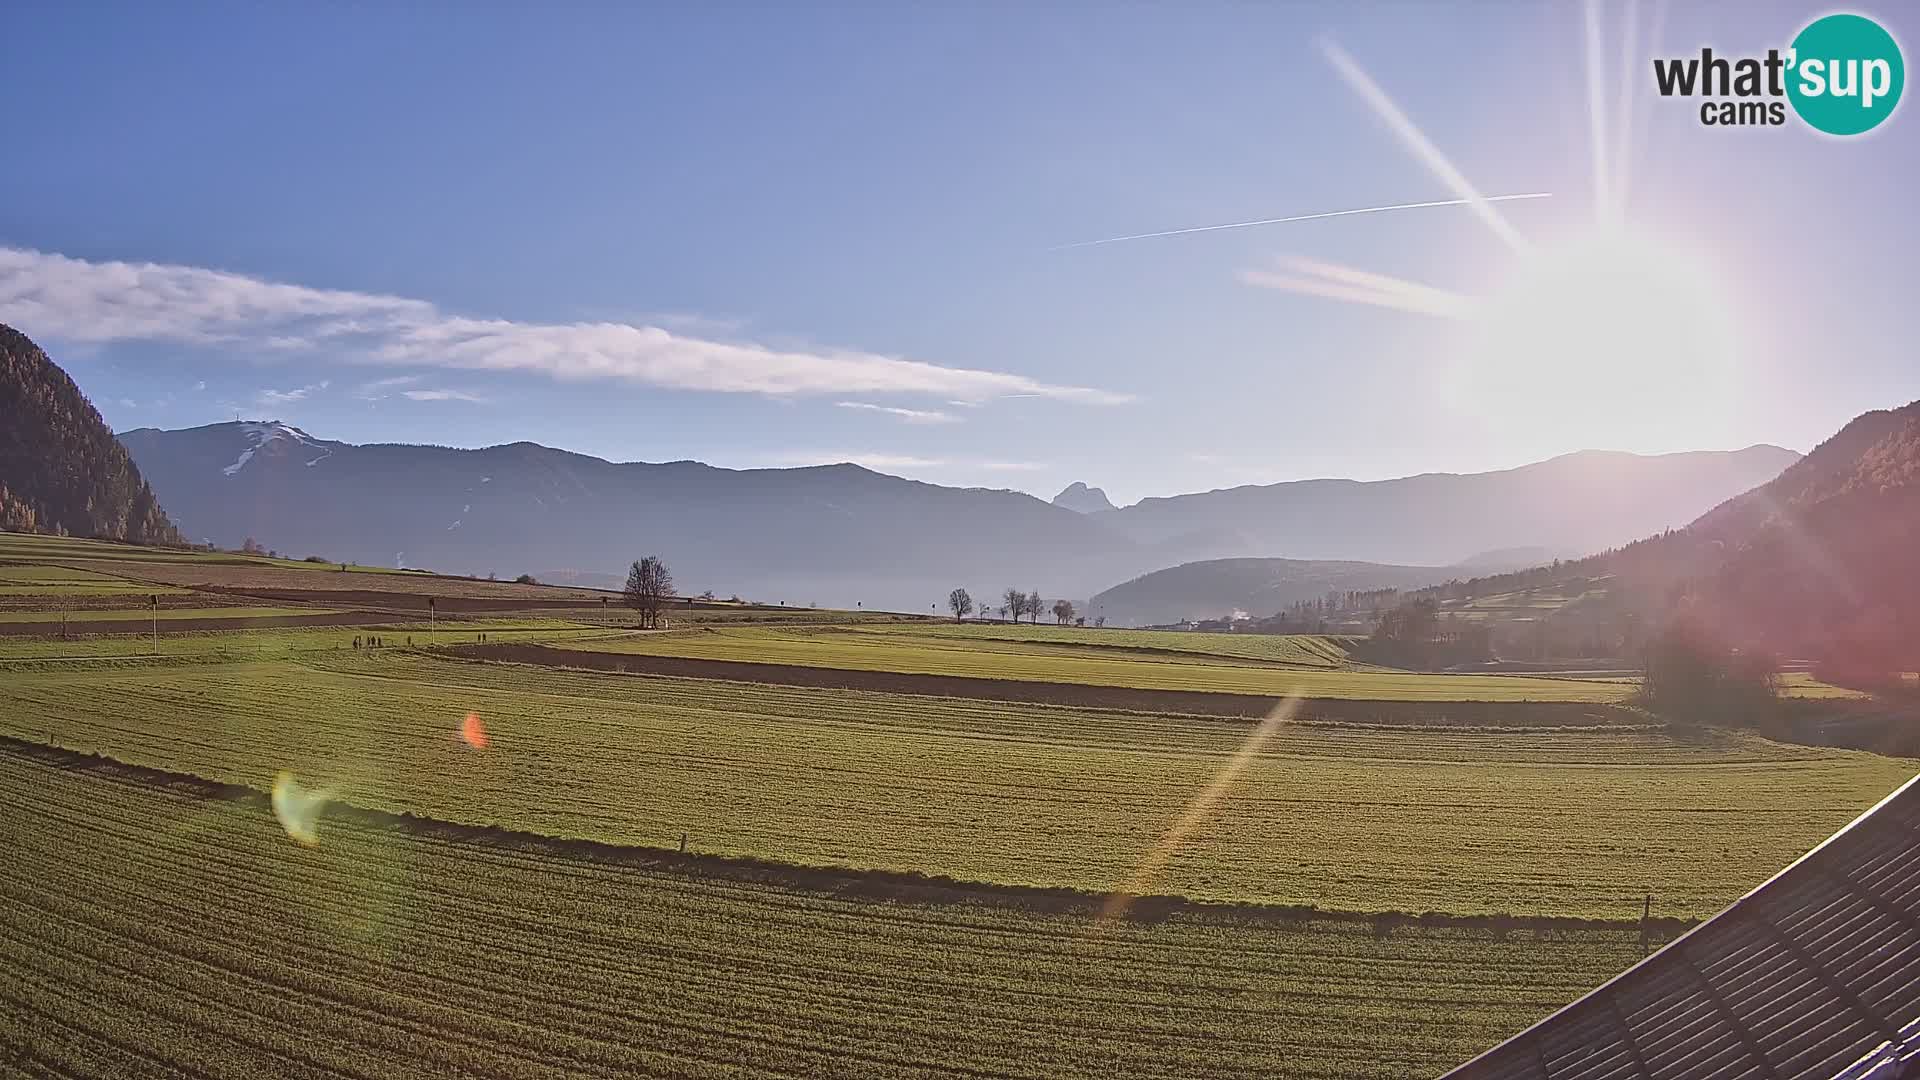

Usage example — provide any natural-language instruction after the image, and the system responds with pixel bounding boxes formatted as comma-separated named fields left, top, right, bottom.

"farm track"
left=0, top=740, right=1647, bottom=1079
left=454, top=641, right=1640, bottom=723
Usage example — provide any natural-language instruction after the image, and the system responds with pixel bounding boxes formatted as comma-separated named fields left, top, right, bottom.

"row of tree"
left=946, top=587, right=1079, bottom=625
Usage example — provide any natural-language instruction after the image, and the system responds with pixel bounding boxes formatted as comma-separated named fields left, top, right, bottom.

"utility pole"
left=428, top=596, right=437, bottom=642
left=150, top=594, right=159, bottom=654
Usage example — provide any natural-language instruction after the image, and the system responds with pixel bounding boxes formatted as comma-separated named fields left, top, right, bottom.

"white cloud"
left=835, top=400, right=960, bottom=424
left=0, top=246, right=1131, bottom=405
left=256, top=379, right=329, bottom=406
left=403, top=388, right=487, bottom=403
left=192, top=380, right=206, bottom=391
left=117, top=397, right=137, bottom=409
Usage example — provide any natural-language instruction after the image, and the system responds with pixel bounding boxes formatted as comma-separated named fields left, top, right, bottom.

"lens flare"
left=271, top=771, right=330, bottom=846
left=1100, top=695, right=1301, bottom=922
left=461, top=712, right=489, bottom=749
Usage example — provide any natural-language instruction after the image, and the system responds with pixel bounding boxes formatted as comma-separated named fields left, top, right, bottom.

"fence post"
left=1639, top=893, right=1653, bottom=954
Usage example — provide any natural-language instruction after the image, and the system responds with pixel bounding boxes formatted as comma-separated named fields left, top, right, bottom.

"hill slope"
left=1690, top=399, right=1920, bottom=668
left=1104, top=446, right=1799, bottom=564
left=1091, top=557, right=1450, bottom=626
left=1417, top=400, right=1920, bottom=669
left=0, top=323, right=179, bottom=544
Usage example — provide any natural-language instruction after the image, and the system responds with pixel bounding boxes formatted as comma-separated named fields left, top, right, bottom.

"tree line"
left=946, top=587, right=1082, bottom=626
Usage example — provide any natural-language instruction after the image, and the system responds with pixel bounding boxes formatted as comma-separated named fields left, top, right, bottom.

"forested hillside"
left=0, top=323, right=179, bottom=544
left=1414, top=400, right=1920, bottom=672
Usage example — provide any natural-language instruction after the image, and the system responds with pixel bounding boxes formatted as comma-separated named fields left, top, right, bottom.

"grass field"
left=891, top=623, right=1363, bottom=666
left=0, top=621, right=614, bottom=660
left=0, top=531, right=408, bottom=573
left=2, top=650, right=1907, bottom=918
left=0, top=748, right=1646, bottom=1080
left=1, top=531, right=1909, bottom=1077
left=0, top=564, right=192, bottom=596
left=551, top=625, right=1639, bottom=702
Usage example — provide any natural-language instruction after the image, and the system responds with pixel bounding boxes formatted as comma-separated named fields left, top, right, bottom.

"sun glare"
left=1458, top=226, right=1739, bottom=448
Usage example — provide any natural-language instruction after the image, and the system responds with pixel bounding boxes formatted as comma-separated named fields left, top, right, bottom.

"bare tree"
left=1002, top=587, right=1025, bottom=625
left=624, top=556, right=675, bottom=629
left=1027, top=589, right=1043, bottom=624
left=1052, top=598, right=1075, bottom=625
left=948, top=588, right=974, bottom=622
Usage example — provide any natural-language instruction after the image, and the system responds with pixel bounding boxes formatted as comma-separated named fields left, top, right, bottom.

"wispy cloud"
left=256, top=380, right=330, bottom=407
left=0, top=247, right=1131, bottom=405
left=403, top=388, right=487, bottom=403
left=354, top=372, right=425, bottom=401
left=1239, top=255, right=1471, bottom=320
left=192, top=380, right=206, bottom=392
left=835, top=400, right=960, bottom=425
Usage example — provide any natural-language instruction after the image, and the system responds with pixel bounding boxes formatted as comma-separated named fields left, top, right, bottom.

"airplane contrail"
left=1050, top=192, right=1553, bottom=251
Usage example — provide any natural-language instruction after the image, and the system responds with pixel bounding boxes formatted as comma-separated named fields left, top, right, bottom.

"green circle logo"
left=1787, top=13, right=1904, bottom=135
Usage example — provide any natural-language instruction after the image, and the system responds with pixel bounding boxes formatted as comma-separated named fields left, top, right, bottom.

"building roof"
left=1440, top=773, right=1920, bottom=1080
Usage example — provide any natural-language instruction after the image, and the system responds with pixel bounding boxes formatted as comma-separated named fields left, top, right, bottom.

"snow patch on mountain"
left=223, top=422, right=328, bottom=477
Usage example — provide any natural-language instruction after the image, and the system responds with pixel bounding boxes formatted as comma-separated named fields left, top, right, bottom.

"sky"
left=2, top=2, right=1914, bottom=505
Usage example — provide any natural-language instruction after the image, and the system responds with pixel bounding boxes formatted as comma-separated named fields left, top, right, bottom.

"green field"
left=892, top=623, right=1364, bottom=666
left=0, top=621, right=613, bottom=660
left=552, top=625, right=1639, bottom=702
left=0, top=564, right=192, bottom=596
left=0, top=531, right=407, bottom=573
left=1, top=533, right=1909, bottom=1078
left=2, top=650, right=1906, bottom=918
left=0, top=749, right=1645, bottom=1080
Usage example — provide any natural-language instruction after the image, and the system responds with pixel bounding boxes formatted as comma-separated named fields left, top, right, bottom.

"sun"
left=1453, top=226, right=1741, bottom=450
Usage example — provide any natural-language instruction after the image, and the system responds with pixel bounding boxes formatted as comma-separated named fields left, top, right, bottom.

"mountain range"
left=115, top=418, right=1796, bottom=615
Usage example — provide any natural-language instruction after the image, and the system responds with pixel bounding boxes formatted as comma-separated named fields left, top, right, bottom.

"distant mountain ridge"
left=1051, top=482, right=1116, bottom=514
left=1099, top=446, right=1800, bottom=564
left=0, top=323, right=179, bottom=544
left=1090, top=557, right=1452, bottom=627
left=118, top=420, right=1800, bottom=614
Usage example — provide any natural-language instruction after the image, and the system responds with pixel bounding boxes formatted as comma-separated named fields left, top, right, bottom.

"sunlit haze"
left=2, top=1, right=1912, bottom=502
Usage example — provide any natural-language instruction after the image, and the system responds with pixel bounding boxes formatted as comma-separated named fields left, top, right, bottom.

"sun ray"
left=1319, top=39, right=1532, bottom=253
left=1240, top=256, right=1472, bottom=320
left=1584, top=0, right=1612, bottom=220
left=1617, top=0, right=1669, bottom=213
left=1609, top=0, right=1643, bottom=219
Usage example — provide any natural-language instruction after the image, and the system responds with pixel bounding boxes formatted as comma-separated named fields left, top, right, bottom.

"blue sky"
left=3, top=2, right=1914, bottom=504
